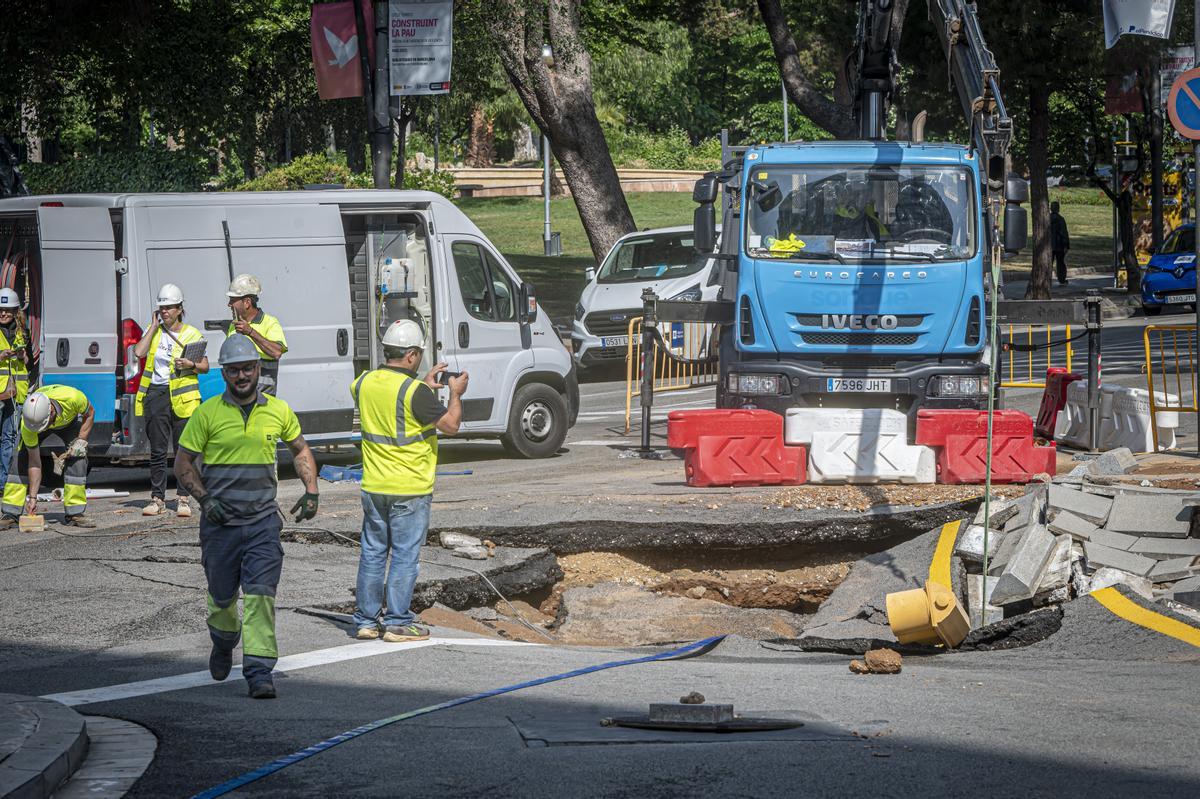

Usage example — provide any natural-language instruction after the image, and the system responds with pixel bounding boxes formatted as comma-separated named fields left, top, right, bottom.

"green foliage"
left=232, top=154, right=371, bottom=192
left=402, top=168, right=456, bottom=198
left=22, top=147, right=209, bottom=193
left=1049, top=187, right=1109, bottom=207
left=604, top=128, right=722, bottom=170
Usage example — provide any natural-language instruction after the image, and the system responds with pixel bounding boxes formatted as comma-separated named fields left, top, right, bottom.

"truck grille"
left=801, top=332, right=919, bottom=346
left=793, top=313, right=924, bottom=327
left=584, top=310, right=639, bottom=337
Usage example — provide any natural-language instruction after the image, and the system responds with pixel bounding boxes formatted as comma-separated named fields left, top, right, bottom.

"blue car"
left=1141, top=223, right=1196, bottom=316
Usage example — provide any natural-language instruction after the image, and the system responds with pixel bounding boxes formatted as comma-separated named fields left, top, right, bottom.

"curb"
left=0, top=694, right=88, bottom=799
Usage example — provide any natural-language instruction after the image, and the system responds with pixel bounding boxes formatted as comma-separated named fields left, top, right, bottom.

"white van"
left=0, top=190, right=578, bottom=459
left=571, top=225, right=720, bottom=368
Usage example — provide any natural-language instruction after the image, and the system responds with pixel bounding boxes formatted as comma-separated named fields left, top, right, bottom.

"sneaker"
left=383, top=624, right=430, bottom=643
left=142, top=498, right=165, bottom=516
left=176, top=497, right=192, bottom=518
left=209, top=646, right=232, bottom=681
left=248, top=681, right=276, bottom=699
left=66, top=515, right=96, bottom=529
left=356, top=626, right=381, bottom=640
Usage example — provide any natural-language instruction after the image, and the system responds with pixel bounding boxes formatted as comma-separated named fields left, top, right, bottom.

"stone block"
left=1048, top=484, right=1112, bottom=525
left=987, top=530, right=1023, bottom=575
left=1088, top=566, right=1154, bottom=598
left=990, top=524, right=1057, bottom=605
left=1047, top=509, right=1098, bottom=540
left=1105, top=493, right=1191, bottom=538
left=966, top=574, right=1003, bottom=628
left=1036, top=535, right=1073, bottom=594
left=1032, top=585, right=1072, bottom=607
left=974, top=497, right=1019, bottom=528
left=1147, top=556, right=1200, bottom=583
left=954, top=525, right=1006, bottom=564
left=1086, top=529, right=1141, bottom=551
left=1128, top=537, right=1200, bottom=559
left=1083, top=542, right=1157, bottom=576
left=1170, top=574, right=1200, bottom=592
left=648, top=703, right=734, bottom=724
left=1002, top=489, right=1045, bottom=533
left=1085, top=447, right=1137, bottom=476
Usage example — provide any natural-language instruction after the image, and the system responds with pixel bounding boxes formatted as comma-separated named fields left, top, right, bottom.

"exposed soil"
left=754, top=484, right=1025, bottom=513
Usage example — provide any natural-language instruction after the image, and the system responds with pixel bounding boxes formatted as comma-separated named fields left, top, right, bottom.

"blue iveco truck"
left=691, top=0, right=1029, bottom=427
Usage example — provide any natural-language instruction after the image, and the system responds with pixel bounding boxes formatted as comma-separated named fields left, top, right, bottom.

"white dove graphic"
left=324, top=27, right=359, bottom=67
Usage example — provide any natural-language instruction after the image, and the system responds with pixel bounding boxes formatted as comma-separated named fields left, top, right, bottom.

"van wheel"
left=501, top=384, right=567, bottom=458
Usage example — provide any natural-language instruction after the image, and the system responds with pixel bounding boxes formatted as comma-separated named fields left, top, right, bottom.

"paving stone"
left=1147, top=556, right=1200, bottom=583
left=990, top=524, right=1057, bottom=605
left=1088, top=567, right=1154, bottom=598
left=966, top=574, right=1003, bottom=628
left=1086, top=529, right=1141, bottom=551
left=1105, top=492, right=1191, bottom=538
left=1083, top=541, right=1157, bottom=576
left=1170, top=574, right=1200, bottom=592
left=1128, top=537, right=1200, bottom=558
left=1035, top=535, right=1073, bottom=594
left=954, top=525, right=1006, bottom=564
left=1085, top=447, right=1137, bottom=476
left=1047, top=509, right=1098, bottom=540
left=1048, top=484, right=1112, bottom=525
left=973, top=497, right=1018, bottom=528
left=1001, top=490, right=1044, bottom=533
left=987, top=529, right=1023, bottom=575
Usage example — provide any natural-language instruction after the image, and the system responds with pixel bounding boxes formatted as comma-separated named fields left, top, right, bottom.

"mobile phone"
left=436, top=370, right=462, bottom=384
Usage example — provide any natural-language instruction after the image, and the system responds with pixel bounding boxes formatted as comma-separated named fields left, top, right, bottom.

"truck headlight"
left=575, top=302, right=585, bottom=321
left=930, top=375, right=989, bottom=397
left=668, top=284, right=703, bottom=302
left=727, top=373, right=786, bottom=395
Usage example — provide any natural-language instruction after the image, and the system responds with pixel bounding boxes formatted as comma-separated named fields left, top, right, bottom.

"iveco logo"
left=821, top=314, right=899, bottom=330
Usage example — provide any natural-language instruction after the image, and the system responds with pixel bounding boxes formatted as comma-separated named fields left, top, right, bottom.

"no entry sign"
left=1167, top=66, right=1200, bottom=139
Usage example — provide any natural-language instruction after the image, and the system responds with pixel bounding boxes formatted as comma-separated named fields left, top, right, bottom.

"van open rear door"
left=36, top=206, right=119, bottom=443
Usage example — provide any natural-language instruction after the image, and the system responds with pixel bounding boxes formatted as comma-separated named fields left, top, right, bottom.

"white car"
left=571, top=225, right=721, bottom=368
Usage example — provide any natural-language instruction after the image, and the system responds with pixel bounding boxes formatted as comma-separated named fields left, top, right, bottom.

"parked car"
left=571, top=226, right=721, bottom=368
left=1141, top=222, right=1196, bottom=316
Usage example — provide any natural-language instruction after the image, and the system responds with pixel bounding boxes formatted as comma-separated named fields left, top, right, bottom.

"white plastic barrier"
left=785, top=408, right=935, bottom=484
left=1054, top=381, right=1114, bottom=450
left=1098, top=386, right=1178, bottom=452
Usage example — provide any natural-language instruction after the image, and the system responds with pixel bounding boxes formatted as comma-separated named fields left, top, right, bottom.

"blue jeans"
left=353, top=492, right=431, bottom=629
left=0, top=399, right=19, bottom=488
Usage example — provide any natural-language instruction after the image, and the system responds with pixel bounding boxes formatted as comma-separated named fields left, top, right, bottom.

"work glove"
left=200, top=495, right=230, bottom=526
left=51, top=451, right=67, bottom=476
left=66, top=438, right=88, bottom=459
left=290, top=492, right=319, bottom=522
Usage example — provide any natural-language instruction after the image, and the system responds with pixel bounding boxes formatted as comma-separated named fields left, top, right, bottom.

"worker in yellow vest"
left=350, top=320, right=467, bottom=642
left=133, top=283, right=209, bottom=517
left=0, top=288, right=29, bottom=490
left=226, top=274, right=287, bottom=395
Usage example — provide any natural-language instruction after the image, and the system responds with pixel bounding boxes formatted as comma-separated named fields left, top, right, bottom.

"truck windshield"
left=597, top=230, right=704, bottom=283
left=744, top=165, right=976, bottom=263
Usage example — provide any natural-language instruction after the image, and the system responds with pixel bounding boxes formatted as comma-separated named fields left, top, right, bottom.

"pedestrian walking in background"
left=350, top=319, right=467, bottom=643
left=133, top=284, right=209, bottom=518
left=225, top=274, right=287, bottom=395
left=174, top=335, right=319, bottom=699
left=1051, top=201, right=1071, bottom=285
left=0, top=288, right=30, bottom=489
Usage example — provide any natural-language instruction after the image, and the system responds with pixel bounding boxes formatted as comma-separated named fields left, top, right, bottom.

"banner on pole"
left=311, top=1, right=375, bottom=100
left=1102, top=0, right=1178, bottom=50
left=1161, top=46, right=1196, bottom=108
left=389, top=0, right=453, bottom=95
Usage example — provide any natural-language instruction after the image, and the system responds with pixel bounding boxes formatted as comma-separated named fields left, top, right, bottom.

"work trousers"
left=200, top=512, right=283, bottom=686
left=353, top=492, right=431, bottom=630
left=0, top=398, right=18, bottom=488
left=144, top=385, right=189, bottom=501
left=1, top=418, right=87, bottom=518
left=1054, top=250, right=1068, bottom=284
left=259, top=360, right=279, bottom=396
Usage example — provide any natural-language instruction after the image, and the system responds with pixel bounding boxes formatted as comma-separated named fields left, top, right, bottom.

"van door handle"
left=458, top=322, right=470, bottom=349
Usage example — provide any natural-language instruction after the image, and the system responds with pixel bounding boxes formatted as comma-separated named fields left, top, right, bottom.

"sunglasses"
left=223, top=363, right=259, bottom=377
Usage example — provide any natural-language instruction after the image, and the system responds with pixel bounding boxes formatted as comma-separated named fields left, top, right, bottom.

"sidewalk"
left=0, top=693, right=87, bottom=798
left=1001, top=271, right=1138, bottom=320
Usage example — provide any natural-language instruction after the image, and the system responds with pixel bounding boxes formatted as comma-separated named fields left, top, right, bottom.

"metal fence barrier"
left=624, top=316, right=719, bottom=434
left=1143, top=324, right=1198, bottom=452
left=1000, top=324, right=1074, bottom=388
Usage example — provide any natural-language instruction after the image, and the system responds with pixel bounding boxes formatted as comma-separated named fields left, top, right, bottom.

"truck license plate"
left=826, top=378, right=892, bottom=393
left=601, top=336, right=629, bottom=348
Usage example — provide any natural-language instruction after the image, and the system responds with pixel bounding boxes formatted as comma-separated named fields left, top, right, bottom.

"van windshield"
left=597, top=231, right=704, bottom=283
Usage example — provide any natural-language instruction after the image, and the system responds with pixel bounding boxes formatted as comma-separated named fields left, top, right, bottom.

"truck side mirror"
left=1004, top=205, right=1028, bottom=253
left=1005, top=175, right=1030, bottom=204
left=693, top=174, right=719, bottom=204
left=519, top=282, right=537, bottom=323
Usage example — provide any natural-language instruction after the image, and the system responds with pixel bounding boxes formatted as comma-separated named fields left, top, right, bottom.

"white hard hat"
left=0, top=288, right=19, bottom=310
left=226, top=274, right=263, bottom=298
left=382, top=319, right=424, bottom=349
left=219, top=334, right=261, bottom=366
left=23, top=392, right=54, bottom=433
left=156, top=283, right=184, bottom=306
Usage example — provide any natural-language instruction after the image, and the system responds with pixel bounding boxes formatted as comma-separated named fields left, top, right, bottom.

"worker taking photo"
left=0, top=288, right=30, bottom=491
left=225, top=274, right=287, bottom=395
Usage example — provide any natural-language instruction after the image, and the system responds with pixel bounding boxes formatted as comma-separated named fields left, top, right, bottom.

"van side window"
left=451, top=242, right=495, bottom=321
left=485, top=251, right=516, bottom=322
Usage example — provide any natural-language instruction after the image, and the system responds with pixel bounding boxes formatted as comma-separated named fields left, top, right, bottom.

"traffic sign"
left=1167, top=67, right=1200, bottom=139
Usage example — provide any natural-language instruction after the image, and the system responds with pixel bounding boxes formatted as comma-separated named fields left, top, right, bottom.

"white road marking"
left=42, top=637, right=535, bottom=707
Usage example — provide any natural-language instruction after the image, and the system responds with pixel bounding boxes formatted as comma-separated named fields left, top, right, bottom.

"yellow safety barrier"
left=1143, top=324, right=1198, bottom=452
left=624, top=316, right=720, bottom=434
left=1001, top=324, right=1074, bottom=389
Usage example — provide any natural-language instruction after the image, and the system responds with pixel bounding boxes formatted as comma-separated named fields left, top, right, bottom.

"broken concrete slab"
left=1087, top=567, right=1154, bottom=599
left=1083, top=542, right=1157, bottom=577
left=1170, top=574, right=1200, bottom=592
left=1105, top=492, right=1192, bottom=538
left=959, top=606, right=1064, bottom=651
left=1086, top=529, right=1142, bottom=551
left=988, top=530, right=1023, bottom=575
left=1048, top=484, right=1112, bottom=525
left=1148, top=556, right=1200, bottom=583
left=990, top=524, right=1057, bottom=605
left=1035, top=536, right=1073, bottom=595
left=1001, top=489, right=1045, bottom=533
left=1128, top=537, right=1200, bottom=559
left=973, top=497, right=1019, bottom=528
left=955, top=525, right=1005, bottom=564
left=1085, top=448, right=1137, bottom=476
left=1047, top=509, right=1098, bottom=540
left=967, top=574, right=1003, bottom=628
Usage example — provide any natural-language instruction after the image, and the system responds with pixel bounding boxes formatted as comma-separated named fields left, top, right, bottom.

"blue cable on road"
left=191, top=635, right=726, bottom=799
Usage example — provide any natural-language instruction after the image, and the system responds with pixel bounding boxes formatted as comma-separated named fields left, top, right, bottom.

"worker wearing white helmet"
left=0, top=287, right=29, bottom=491
left=348, top=319, right=468, bottom=642
left=225, top=274, right=287, bottom=395
left=132, top=283, right=210, bottom=518
left=1, top=384, right=96, bottom=528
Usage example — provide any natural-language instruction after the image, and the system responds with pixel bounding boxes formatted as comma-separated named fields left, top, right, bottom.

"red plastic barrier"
left=683, top=434, right=807, bottom=487
left=1034, top=367, right=1082, bottom=439
left=667, top=409, right=782, bottom=451
left=915, top=409, right=1057, bottom=484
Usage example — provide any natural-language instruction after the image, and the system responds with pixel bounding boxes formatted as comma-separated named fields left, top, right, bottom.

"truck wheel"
left=501, top=384, right=568, bottom=458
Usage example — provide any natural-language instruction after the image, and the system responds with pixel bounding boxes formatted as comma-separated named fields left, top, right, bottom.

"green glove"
left=290, top=492, right=319, bottom=522
left=200, top=495, right=230, bottom=526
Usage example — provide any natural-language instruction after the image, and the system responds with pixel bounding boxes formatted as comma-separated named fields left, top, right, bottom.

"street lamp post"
left=542, top=44, right=556, bottom=257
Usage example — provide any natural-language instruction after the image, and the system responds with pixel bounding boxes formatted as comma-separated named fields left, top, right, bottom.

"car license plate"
left=601, top=336, right=629, bottom=348
left=1170, top=294, right=1197, bottom=304
left=826, top=377, right=892, bottom=393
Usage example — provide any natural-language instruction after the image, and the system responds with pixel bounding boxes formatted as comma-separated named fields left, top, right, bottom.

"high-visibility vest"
left=351, top=368, right=438, bottom=496
left=134, top=324, right=204, bottom=418
left=0, top=326, right=29, bottom=403
left=226, top=311, right=287, bottom=382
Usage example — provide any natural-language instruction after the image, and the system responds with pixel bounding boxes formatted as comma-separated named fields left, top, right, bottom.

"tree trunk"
left=513, top=120, right=538, bottom=162
left=346, top=121, right=365, bottom=173
left=1024, top=83, right=1053, bottom=300
left=465, top=105, right=496, bottom=167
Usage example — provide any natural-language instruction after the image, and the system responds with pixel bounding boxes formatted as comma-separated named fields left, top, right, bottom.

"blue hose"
left=191, top=635, right=725, bottom=799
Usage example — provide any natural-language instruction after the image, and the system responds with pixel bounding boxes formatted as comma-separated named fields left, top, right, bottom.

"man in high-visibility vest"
left=174, top=334, right=319, bottom=699
left=0, top=288, right=29, bottom=489
left=225, top=274, right=287, bottom=395
left=0, top=385, right=96, bottom=528
left=350, top=319, right=467, bottom=642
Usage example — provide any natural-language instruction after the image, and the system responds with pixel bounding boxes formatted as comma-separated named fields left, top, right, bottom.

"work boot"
left=66, top=514, right=96, bottom=529
left=176, top=497, right=192, bottom=518
left=356, top=625, right=381, bottom=640
left=248, top=680, right=276, bottom=700
left=209, top=645, right=233, bottom=681
left=142, top=497, right=165, bottom=516
left=383, top=624, right=430, bottom=643
left=0, top=516, right=17, bottom=531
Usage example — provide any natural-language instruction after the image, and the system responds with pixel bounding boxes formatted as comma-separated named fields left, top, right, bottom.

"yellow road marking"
left=928, top=519, right=962, bottom=589
left=1090, top=586, right=1200, bottom=649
